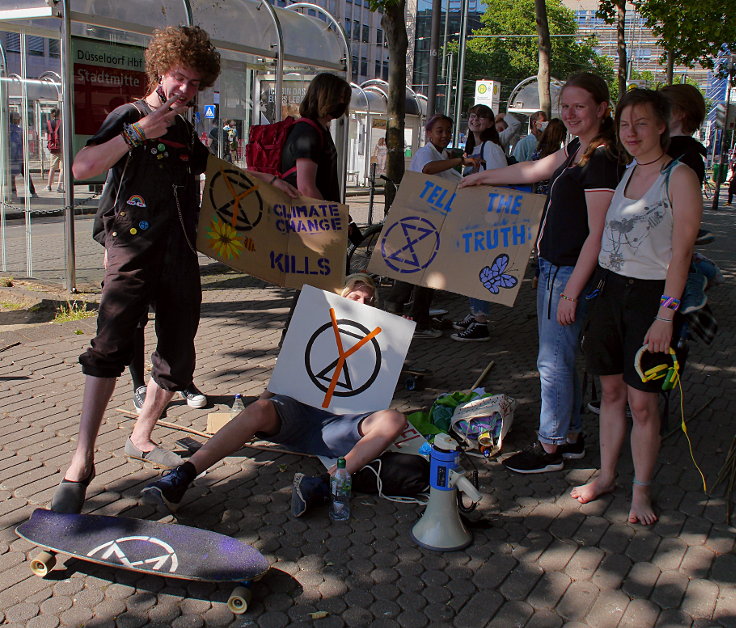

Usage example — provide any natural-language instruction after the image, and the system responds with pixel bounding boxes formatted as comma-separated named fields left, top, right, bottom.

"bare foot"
left=628, top=484, right=658, bottom=525
left=570, top=476, right=616, bottom=504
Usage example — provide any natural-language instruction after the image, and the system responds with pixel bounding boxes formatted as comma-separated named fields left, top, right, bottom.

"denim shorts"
left=264, top=394, right=371, bottom=458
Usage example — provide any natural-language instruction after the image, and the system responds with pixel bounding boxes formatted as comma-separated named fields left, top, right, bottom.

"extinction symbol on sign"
left=304, top=308, right=382, bottom=408
left=381, top=216, right=440, bottom=273
left=208, top=167, right=264, bottom=233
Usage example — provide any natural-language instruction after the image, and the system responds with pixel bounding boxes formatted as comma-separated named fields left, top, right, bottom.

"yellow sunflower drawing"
left=206, top=217, right=244, bottom=260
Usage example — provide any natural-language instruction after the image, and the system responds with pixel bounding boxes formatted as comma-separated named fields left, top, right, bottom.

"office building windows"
left=362, top=24, right=369, bottom=43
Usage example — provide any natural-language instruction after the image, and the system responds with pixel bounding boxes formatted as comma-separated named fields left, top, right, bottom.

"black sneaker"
left=452, top=313, right=475, bottom=331
left=503, top=441, right=564, bottom=474
left=450, top=321, right=490, bottom=342
left=133, top=386, right=147, bottom=413
left=140, top=465, right=194, bottom=513
left=558, top=434, right=586, bottom=460
left=291, top=473, right=329, bottom=517
left=178, top=385, right=207, bottom=409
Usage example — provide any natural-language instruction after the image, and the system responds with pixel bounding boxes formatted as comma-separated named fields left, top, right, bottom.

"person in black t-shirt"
left=461, top=73, right=622, bottom=476
left=280, top=72, right=351, bottom=202
left=659, top=84, right=706, bottom=185
left=51, top=26, right=295, bottom=515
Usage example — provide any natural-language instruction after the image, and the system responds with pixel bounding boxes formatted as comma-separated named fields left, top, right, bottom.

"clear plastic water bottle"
left=232, top=393, right=245, bottom=413
left=329, top=458, right=351, bottom=521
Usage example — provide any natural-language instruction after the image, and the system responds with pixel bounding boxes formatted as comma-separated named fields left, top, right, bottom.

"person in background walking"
left=46, top=107, right=63, bottom=193
left=9, top=111, right=38, bottom=199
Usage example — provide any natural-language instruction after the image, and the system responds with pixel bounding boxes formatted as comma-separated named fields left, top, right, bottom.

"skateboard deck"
left=17, top=509, right=270, bottom=613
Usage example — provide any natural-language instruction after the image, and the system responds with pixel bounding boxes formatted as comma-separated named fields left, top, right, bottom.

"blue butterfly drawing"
left=479, top=254, right=518, bottom=294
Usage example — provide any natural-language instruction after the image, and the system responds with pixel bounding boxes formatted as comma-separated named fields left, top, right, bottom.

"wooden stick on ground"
left=468, top=360, right=495, bottom=393
left=114, top=408, right=316, bottom=458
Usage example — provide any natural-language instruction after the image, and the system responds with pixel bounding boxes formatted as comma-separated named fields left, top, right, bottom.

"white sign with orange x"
left=268, top=285, right=415, bottom=413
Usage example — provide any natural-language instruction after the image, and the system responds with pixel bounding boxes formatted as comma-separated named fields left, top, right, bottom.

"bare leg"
left=571, top=374, right=627, bottom=503
left=64, top=376, right=116, bottom=481
left=129, top=378, right=175, bottom=452
left=342, top=410, right=406, bottom=474
left=187, top=399, right=281, bottom=473
left=627, top=387, right=660, bottom=525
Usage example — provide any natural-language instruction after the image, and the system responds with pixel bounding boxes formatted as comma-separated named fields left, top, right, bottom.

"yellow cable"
left=676, top=379, right=707, bottom=492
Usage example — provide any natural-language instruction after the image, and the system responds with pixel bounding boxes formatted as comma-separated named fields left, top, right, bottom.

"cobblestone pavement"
left=0, top=195, right=734, bottom=627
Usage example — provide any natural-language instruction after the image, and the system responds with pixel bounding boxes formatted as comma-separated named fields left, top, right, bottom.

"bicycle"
left=347, top=174, right=398, bottom=276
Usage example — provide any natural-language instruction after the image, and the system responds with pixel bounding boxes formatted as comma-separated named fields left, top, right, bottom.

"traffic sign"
left=204, top=105, right=216, bottom=119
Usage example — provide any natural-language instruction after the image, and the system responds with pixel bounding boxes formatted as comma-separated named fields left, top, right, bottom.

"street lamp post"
left=712, top=53, right=736, bottom=211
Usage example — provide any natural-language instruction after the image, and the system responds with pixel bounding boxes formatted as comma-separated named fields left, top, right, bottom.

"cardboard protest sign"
left=367, top=171, right=546, bottom=306
left=197, top=156, right=348, bottom=292
left=268, top=284, right=415, bottom=414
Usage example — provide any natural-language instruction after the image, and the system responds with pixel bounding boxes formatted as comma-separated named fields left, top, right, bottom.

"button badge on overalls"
left=129, top=227, right=138, bottom=235
left=138, top=221, right=150, bottom=231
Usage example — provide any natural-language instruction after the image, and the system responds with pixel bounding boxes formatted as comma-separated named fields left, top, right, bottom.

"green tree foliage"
left=632, top=0, right=736, bottom=73
left=456, top=0, right=615, bottom=109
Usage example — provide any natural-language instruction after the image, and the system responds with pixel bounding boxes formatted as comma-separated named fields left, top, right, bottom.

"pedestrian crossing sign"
left=204, top=105, right=216, bottom=119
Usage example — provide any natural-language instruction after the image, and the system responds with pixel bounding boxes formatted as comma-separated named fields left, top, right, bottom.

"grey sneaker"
left=133, top=386, right=146, bottom=413
left=413, top=326, right=442, bottom=339
left=178, top=385, right=207, bottom=409
left=124, top=438, right=183, bottom=469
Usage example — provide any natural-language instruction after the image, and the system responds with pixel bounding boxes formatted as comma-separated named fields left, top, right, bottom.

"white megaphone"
left=411, top=433, right=482, bottom=551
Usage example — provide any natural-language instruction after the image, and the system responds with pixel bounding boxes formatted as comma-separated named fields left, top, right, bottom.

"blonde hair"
left=340, top=273, right=377, bottom=304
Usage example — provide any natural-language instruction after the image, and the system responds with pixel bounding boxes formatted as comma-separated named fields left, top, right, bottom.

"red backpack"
left=245, top=117, right=323, bottom=178
left=46, top=119, right=61, bottom=153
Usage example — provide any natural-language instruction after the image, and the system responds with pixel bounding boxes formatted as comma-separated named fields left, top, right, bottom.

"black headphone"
left=634, top=345, right=680, bottom=391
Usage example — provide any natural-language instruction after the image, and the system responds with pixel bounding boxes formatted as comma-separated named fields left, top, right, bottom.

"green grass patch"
left=53, top=301, right=96, bottom=323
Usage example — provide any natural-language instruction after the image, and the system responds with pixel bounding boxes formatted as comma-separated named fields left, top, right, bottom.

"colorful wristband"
left=560, top=293, right=578, bottom=303
left=659, top=295, right=680, bottom=311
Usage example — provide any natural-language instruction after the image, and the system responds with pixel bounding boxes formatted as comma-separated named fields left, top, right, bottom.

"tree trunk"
left=666, top=50, right=675, bottom=84
left=535, top=0, right=551, bottom=117
left=382, top=0, right=408, bottom=210
left=616, top=0, right=627, bottom=97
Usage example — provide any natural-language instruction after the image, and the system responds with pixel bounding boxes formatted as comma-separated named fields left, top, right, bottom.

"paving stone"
left=563, top=545, right=605, bottom=581
left=26, top=617, right=60, bottom=628
left=585, top=588, right=630, bottom=628
left=453, top=590, right=504, bottom=627
left=651, top=569, right=690, bottom=609
left=618, top=598, right=660, bottom=628
left=622, top=561, right=661, bottom=598
left=681, top=578, right=720, bottom=619
left=556, top=580, right=599, bottom=622
left=526, top=571, right=572, bottom=610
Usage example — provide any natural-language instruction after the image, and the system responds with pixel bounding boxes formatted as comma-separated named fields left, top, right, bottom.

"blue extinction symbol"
left=479, top=254, right=518, bottom=294
left=381, top=216, right=440, bottom=274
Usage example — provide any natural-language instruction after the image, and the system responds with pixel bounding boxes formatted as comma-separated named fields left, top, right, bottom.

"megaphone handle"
left=451, top=471, right=482, bottom=503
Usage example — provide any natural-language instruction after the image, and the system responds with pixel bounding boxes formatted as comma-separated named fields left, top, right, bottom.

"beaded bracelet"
left=559, top=293, right=578, bottom=303
left=121, top=122, right=146, bottom=149
left=654, top=315, right=674, bottom=323
left=660, top=295, right=680, bottom=311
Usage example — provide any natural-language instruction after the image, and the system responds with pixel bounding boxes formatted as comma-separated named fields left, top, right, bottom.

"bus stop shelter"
left=0, top=0, right=349, bottom=291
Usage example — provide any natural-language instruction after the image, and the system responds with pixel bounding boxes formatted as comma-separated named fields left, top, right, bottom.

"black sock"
left=178, top=461, right=198, bottom=483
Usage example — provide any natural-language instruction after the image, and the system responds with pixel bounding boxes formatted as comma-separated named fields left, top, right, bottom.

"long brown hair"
left=561, top=72, right=617, bottom=166
left=464, top=104, right=501, bottom=156
left=536, top=118, right=566, bottom=159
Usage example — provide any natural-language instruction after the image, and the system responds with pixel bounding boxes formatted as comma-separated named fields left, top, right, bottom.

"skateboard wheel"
left=31, top=551, right=56, bottom=577
left=228, top=586, right=252, bottom=614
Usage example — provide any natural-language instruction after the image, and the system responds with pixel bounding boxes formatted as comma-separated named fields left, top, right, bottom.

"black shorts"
left=582, top=268, right=679, bottom=393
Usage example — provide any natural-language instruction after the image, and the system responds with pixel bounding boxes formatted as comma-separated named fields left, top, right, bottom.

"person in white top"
left=451, top=104, right=508, bottom=342
left=384, top=114, right=480, bottom=338
left=572, top=88, right=702, bottom=525
left=494, top=112, right=522, bottom=155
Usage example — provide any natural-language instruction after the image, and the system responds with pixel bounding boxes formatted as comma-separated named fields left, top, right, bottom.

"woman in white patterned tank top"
left=572, top=89, right=703, bottom=526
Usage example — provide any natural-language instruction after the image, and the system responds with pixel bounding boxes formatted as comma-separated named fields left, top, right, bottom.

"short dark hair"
left=659, top=84, right=705, bottom=135
left=425, top=114, right=453, bottom=132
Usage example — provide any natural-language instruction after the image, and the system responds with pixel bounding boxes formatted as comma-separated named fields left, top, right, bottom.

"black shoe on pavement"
left=558, top=434, right=586, bottom=460
left=291, top=473, right=329, bottom=517
left=452, top=313, right=475, bottom=331
left=140, top=463, right=196, bottom=513
left=178, top=385, right=207, bottom=409
left=503, top=441, right=564, bottom=474
left=450, top=321, right=490, bottom=342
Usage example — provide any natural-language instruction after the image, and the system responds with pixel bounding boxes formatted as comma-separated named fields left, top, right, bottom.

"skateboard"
left=402, top=367, right=431, bottom=391
left=16, top=509, right=270, bottom=614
